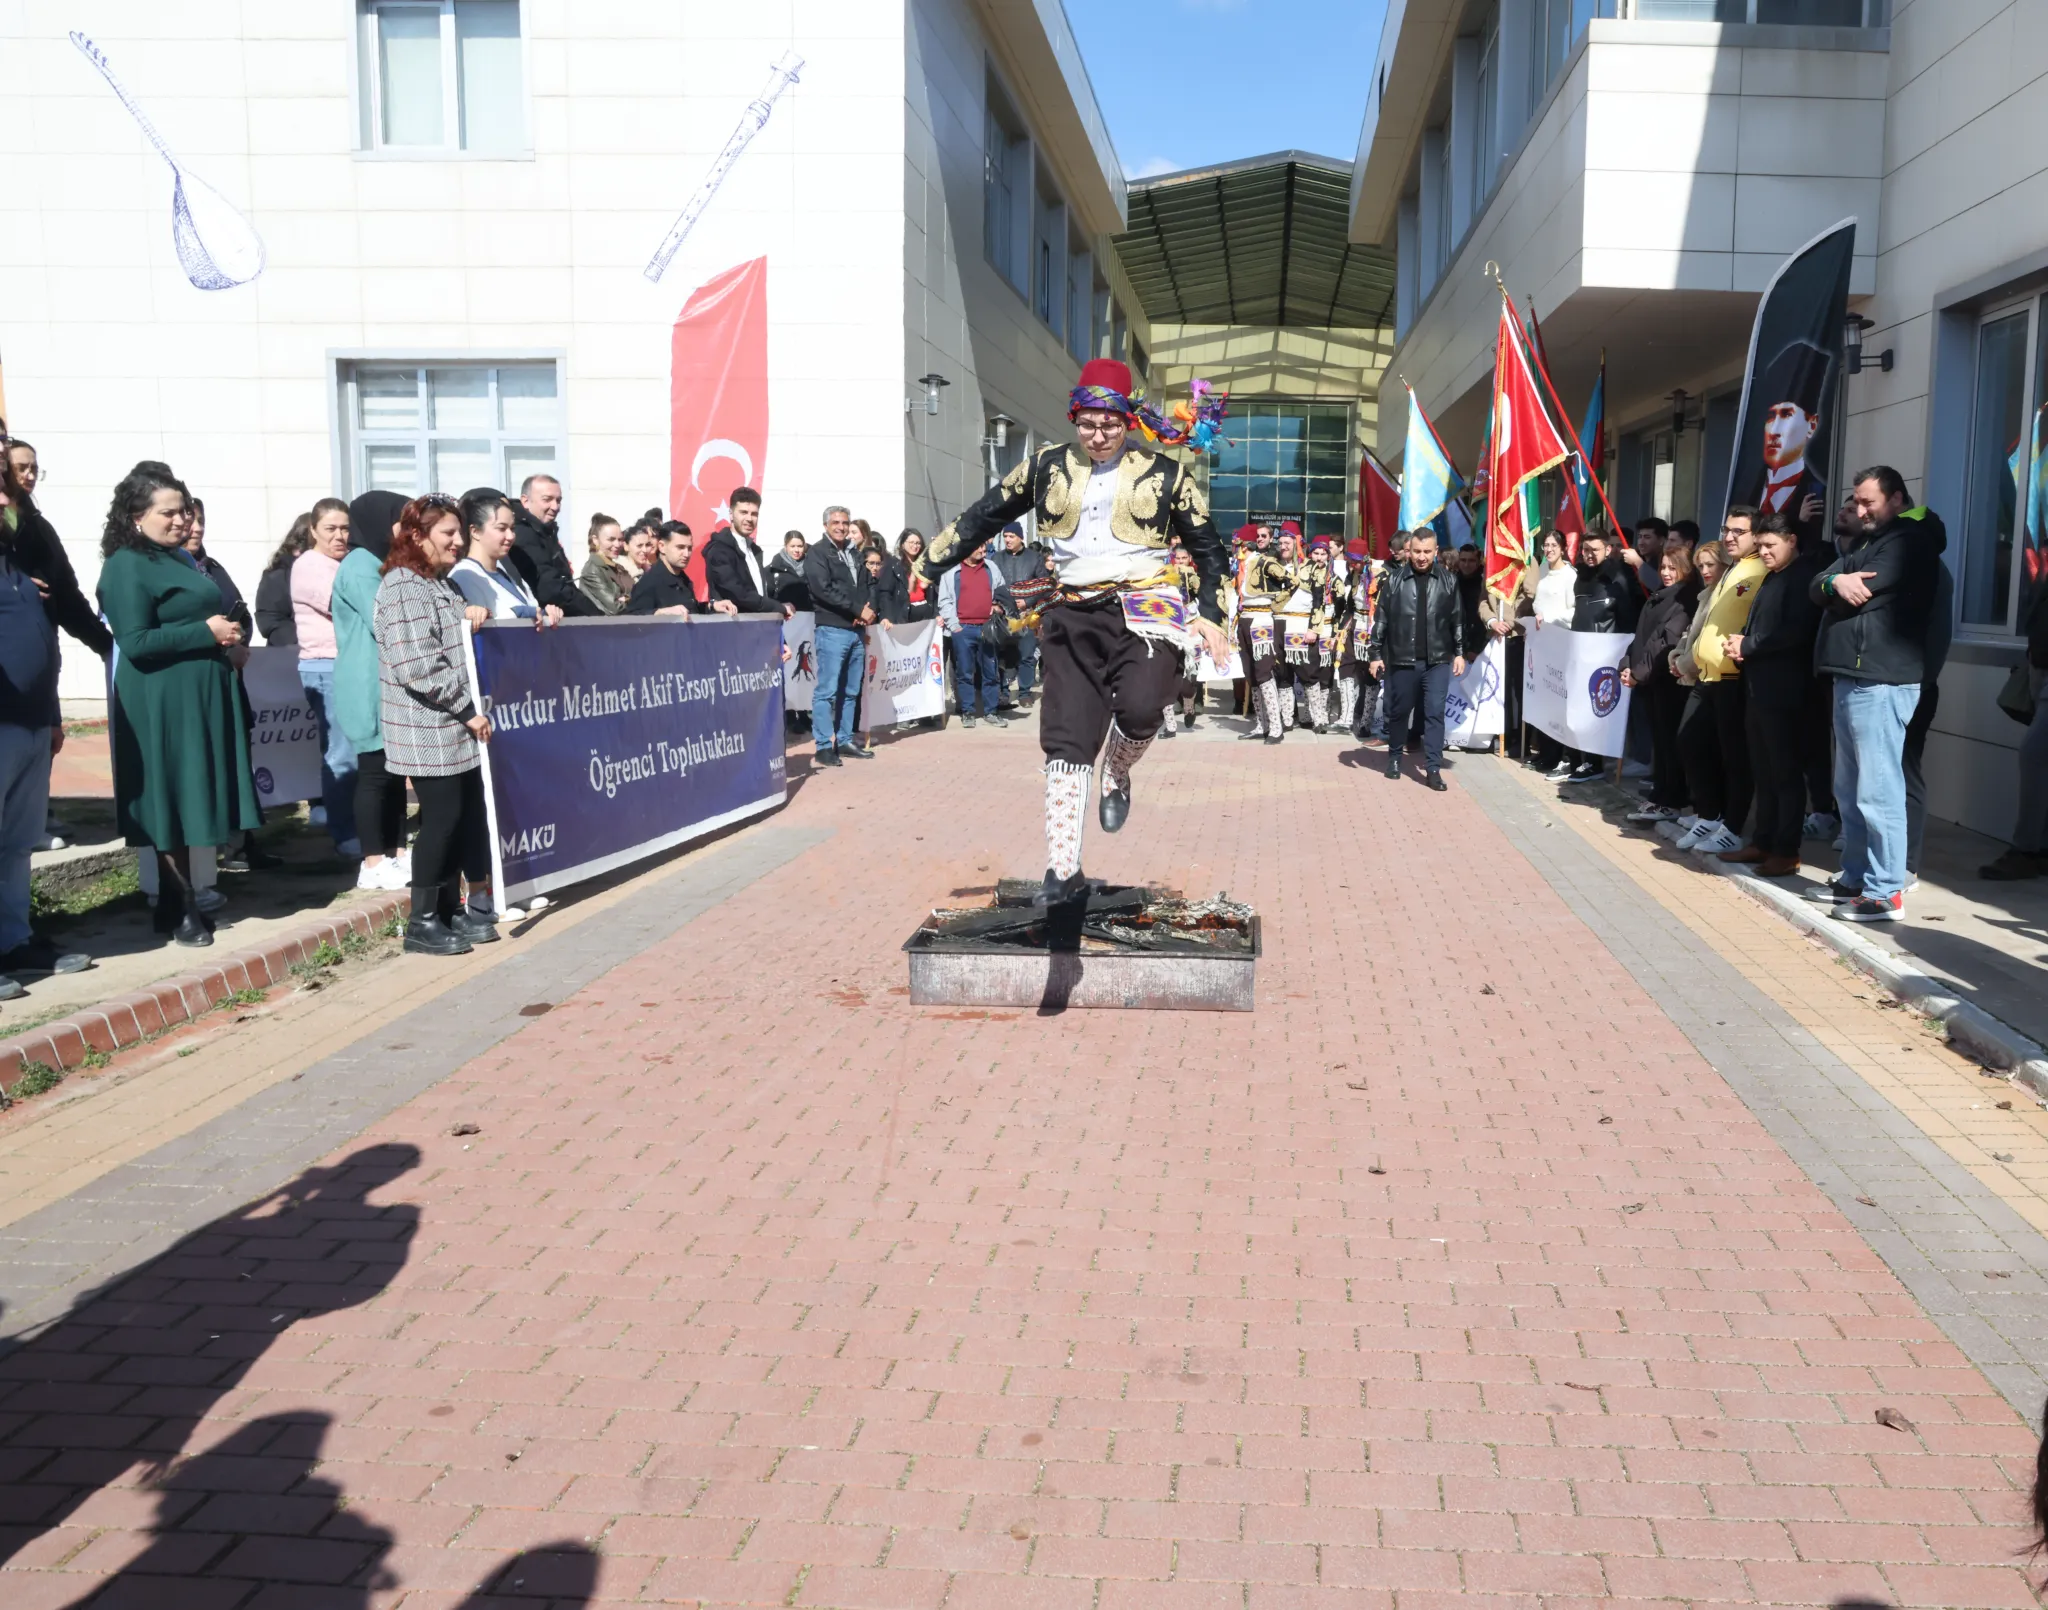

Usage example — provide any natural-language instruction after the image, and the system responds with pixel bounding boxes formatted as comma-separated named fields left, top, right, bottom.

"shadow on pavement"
left=0, top=1144, right=422, bottom=1577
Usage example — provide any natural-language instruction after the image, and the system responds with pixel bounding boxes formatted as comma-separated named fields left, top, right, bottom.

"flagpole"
left=1491, top=276, right=1630, bottom=539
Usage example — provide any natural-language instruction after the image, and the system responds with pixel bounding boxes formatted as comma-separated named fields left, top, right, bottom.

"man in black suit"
left=1742, top=341, right=1831, bottom=554
left=509, top=473, right=600, bottom=617
left=701, top=485, right=788, bottom=617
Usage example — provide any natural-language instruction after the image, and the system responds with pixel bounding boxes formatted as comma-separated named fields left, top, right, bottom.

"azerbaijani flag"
left=1397, top=383, right=1463, bottom=534
left=1570, top=356, right=1605, bottom=535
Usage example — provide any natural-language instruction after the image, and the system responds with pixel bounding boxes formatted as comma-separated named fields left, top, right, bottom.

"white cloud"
left=1127, top=156, right=1181, bottom=179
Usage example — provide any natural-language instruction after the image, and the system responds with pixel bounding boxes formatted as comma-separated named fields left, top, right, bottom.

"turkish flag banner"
left=1359, top=451, right=1401, bottom=560
left=670, top=257, right=770, bottom=594
left=1484, top=294, right=1576, bottom=607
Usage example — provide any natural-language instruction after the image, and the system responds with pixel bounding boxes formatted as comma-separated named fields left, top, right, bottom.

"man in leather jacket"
left=1367, top=528, right=1480, bottom=790
left=1571, top=530, right=1644, bottom=635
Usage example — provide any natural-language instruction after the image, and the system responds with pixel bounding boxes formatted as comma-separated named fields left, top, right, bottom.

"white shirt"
left=1761, top=460, right=1805, bottom=513
left=1052, top=449, right=1159, bottom=588
left=449, top=556, right=540, bottom=620
left=1533, top=561, right=1577, bottom=624
left=734, top=529, right=766, bottom=595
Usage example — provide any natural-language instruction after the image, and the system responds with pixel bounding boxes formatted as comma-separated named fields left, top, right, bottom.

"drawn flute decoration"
left=70, top=31, right=267, bottom=291
left=643, top=50, right=804, bottom=285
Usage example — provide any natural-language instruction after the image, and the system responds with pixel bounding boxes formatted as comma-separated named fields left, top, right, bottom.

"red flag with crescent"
left=670, top=256, right=769, bottom=595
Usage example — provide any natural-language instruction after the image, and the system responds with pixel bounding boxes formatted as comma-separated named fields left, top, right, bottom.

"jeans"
left=812, top=624, right=865, bottom=751
left=950, top=624, right=1001, bottom=716
left=298, top=659, right=359, bottom=846
left=0, top=724, right=52, bottom=954
left=1016, top=629, right=1040, bottom=697
left=1833, top=678, right=1920, bottom=900
left=1384, top=661, right=1452, bottom=771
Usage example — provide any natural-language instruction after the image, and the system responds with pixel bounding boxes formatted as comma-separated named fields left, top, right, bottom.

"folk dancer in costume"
left=1301, top=536, right=1343, bottom=734
left=921, top=359, right=1231, bottom=906
left=1236, top=530, right=1297, bottom=742
left=1161, top=544, right=1208, bottom=737
left=1269, top=527, right=1320, bottom=732
left=1334, top=538, right=1377, bottom=738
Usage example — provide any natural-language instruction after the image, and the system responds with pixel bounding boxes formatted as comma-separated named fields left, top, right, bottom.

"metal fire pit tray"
left=903, top=881, right=1260, bottom=1012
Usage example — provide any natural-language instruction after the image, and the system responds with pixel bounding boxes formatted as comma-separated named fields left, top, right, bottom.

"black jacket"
left=510, top=506, right=600, bottom=617
left=1571, top=554, right=1643, bottom=634
left=766, top=551, right=811, bottom=612
left=702, top=527, right=780, bottom=614
left=624, top=561, right=714, bottom=616
left=254, top=562, right=298, bottom=646
left=10, top=498, right=112, bottom=660
left=1809, top=507, right=1946, bottom=685
left=1367, top=563, right=1478, bottom=668
left=802, top=537, right=873, bottom=632
left=1738, top=553, right=1825, bottom=708
left=868, top=560, right=911, bottom=625
left=1626, top=577, right=1701, bottom=684
left=195, top=550, right=253, bottom=638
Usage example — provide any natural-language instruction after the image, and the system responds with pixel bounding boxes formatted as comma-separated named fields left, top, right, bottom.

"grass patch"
left=219, top=986, right=265, bottom=1009
left=78, top=1048, right=112, bottom=1070
left=3, top=1062, right=66, bottom=1105
left=30, top=855, right=141, bottom=923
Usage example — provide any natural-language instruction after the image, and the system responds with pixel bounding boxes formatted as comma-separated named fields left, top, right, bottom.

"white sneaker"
left=33, top=833, right=67, bottom=853
left=496, top=895, right=550, bottom=922
left=1627, top=804, right=1681, bottom=824
left=193, top=887, right=227, bottom=915
left=1674, top=818, right=1721, bottom=851
left=1690, top=824, right=1742, bottom=855
left=357, top=858, right=408, bottom=892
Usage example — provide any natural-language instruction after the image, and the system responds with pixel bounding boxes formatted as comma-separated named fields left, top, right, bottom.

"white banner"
left=863, top=618, right=946, bottom=726
left=783, top=610, right=817, bottom=707
left=1523, top=623, right=1633, bottom=756
left=1444, top=636, right=1508, bottom=749
left=239, top=645, right=324, bottom=806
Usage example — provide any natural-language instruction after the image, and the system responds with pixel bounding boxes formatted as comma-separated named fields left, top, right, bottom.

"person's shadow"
left=40, top=1409, right=599, bottom=1606
left=0, top=1144, right=423, bottom=1577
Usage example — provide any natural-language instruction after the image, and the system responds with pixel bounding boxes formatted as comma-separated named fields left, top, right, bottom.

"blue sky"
left=1064, top=0, right=1390, bottom=178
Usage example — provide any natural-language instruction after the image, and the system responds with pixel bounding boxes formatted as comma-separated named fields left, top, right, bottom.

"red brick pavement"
left=0, top=730, right=2039, bottom=1608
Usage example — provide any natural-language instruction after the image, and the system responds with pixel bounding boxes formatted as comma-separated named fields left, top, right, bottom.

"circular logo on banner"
left=253, top=766, right=274, bottom=797
left=1476, top=653, right=1502, bottom=705
left=1588, top=666, right=1622, bottom=717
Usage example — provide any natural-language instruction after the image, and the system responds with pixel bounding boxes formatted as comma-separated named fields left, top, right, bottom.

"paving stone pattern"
left=0, top=732, right=2039, bottom=1608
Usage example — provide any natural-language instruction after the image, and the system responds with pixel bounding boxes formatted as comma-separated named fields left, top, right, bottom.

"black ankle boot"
left=404, top=914, right=472, bottom=956
left=1036, top=867, right=1091, bottom=908
left=153, top=884, right=213, bottom=947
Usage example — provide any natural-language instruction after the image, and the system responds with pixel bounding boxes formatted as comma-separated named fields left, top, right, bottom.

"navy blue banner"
left=467, top=616, right=786, bottom=902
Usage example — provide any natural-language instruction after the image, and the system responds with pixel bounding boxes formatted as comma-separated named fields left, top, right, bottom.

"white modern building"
left=1352, top=0, right=2046, bottom=840
left=0, top=0, right=1155, bottom=700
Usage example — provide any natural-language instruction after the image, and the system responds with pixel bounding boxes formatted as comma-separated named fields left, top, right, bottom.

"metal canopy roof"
left=1115, top=151, right=1396, bottom=329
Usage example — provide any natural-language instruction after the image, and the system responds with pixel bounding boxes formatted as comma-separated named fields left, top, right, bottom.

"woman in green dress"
left=97, top=466, right=259, bottom=946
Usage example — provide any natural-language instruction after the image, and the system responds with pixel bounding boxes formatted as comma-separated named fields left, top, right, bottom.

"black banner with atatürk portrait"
left=1724, top=219, right=1857, bottom=554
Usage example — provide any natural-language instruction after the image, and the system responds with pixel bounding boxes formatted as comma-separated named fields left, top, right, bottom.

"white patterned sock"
left=1307, top=685, right=1329, bottom=729
left=1044, top=761, right=1089, bottom=878
left=1257, top=681, right=1283, bottom=734
left=1101, top=719, right=1152, bottom=795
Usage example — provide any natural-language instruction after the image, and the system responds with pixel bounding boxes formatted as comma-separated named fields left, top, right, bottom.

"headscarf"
left=348, top=489, right=406, bottom=562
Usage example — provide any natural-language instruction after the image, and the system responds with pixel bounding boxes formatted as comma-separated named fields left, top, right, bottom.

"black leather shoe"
left=843, top=742, right=876, bottom=758
left=450, top=907, right=502, bottom=944
left=171, top=912, right=213, bottom=947
left=815, top=747, right=843, bottom=767
left=1100, top=780, right=1130, bottom=834
left=1037, top=867, right=1090, bottom=908
left=1384, top=753, right=1402, bottom=779
left=404, top=916, right=472, bottom=956
left=1423, top=771, right=1448, bottom=792
left=1264, top=729, right=1284, bottom=745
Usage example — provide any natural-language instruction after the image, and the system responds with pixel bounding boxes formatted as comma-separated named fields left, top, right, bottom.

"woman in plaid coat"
left=374, top=494, right=498, bottom=957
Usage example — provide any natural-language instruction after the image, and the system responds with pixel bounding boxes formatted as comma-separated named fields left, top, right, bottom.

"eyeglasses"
left=1074, top=420, right=1125, bottom=438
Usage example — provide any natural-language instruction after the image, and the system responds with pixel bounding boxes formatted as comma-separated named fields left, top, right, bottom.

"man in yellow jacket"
left=1674, top=508, right=1768, bottom=856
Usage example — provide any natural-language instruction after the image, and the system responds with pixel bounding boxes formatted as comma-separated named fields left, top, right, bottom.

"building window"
left=1958, top=294, right=2048, bottom=636
left=1065, top=236, right=1093, bottom=364
left=1434, top=132, right=1453, bottom=273
left=1033, top=169, right=1065, bottom=336
left=1527, top=0, right=1594, bottom=110
left=983, top=78, right=1028, bottom=292
left=1473, top=22, right=1498, bottom=203
left=1206, top=404, right=1353, bottom=538
left=339, top=360, right=562, bottom=498
left=357, top=1, right=526, bottom=155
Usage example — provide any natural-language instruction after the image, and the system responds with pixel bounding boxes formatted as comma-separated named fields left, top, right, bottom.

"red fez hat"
left=1345, top=538, right=1368, bottom=561
left=1279, top=520, right=1302, bottom=538
left=1075, top=358, right=1133, bottom=397
left=1233, top=523, right=1260, bottom=546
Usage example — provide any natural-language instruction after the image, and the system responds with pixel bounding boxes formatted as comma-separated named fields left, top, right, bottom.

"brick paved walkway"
left=1, top=727, right=2041, bottom=1609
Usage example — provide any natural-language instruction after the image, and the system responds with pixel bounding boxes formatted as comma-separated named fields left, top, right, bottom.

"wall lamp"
left=1844, top=313, right=1893, bottom=375
left=914, top=372, right=951, bottom=415
left=986, top=412, right=1015, bottom=449
left=1669, top=388, right=1702, bottom=437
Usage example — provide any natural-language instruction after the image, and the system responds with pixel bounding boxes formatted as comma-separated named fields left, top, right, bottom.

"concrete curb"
left=1685, top=843, right=2048, bottom=1102
left=0, top=893, right=410, bottom=1081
